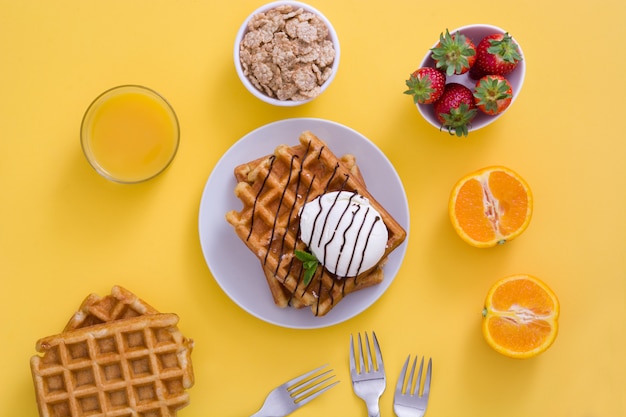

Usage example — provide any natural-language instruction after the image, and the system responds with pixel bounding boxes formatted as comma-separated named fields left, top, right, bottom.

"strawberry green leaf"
left=487, top=33, right=522, bottom=64
left=474, top=76, right=513, bottom=114
left=430, top=29, right=476, bottom=76
left=439, top=103, right=477, bottom=137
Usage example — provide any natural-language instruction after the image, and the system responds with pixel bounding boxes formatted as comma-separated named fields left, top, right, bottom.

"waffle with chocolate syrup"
left=239, top=152, right=375, bottom=311
left=226, top=131, right=406, bottom=316
left=30, top=287, right=194, bottom=417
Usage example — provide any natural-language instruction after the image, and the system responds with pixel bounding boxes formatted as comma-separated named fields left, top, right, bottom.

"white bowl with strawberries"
left=404, top=24, right=525, bottom=136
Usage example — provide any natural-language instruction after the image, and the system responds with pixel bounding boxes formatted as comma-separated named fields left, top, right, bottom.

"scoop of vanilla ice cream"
left=299, top=191, right=388, bottom=277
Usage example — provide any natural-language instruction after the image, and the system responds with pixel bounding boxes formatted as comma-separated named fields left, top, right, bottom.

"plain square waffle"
left=30, top=287, right=194, bottom=417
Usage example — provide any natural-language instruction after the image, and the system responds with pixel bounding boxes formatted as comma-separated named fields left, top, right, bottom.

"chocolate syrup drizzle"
left=313, top=192, right=381, bottom=279
left=276, top=141, right=313, bottom=280
left=272, top=153, right=304, bottom=276
left=247, top=155, right=276, bottom=241
left=249, top=140, right=381, bottom=315
left=355, top=212, right=382, bottom=277
left=263, top=153, right=298, bottom=266
left=335, top=201, right=360, bottom=277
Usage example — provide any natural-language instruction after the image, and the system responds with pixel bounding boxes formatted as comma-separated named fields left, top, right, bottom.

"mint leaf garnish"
left=295, top=250, right=319, bottom=285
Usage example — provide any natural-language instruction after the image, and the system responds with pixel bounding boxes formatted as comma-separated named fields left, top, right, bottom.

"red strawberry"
left=470, top=32, right=522, bottom=79
left=433, top=83, right=477, bottom=137
left=473, top=75, right=513, bottom=115
left=430, top=29, right=476, bottom=76
left=404, top=67, right=446, bottom=104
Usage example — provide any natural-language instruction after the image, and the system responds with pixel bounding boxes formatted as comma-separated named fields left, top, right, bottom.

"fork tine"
left=414, top=356, right=424, bottom=396
left=296, top=378, right=340, bottom=406
left=358, top=333, right=367, bottom=372
left=365, top=332, right=375, bottom=371
left=408, top=356, right=418, bottom=395
left=422, top=358, right=432, bottom=398
left=285, top=364, right=327, bottom=388
left=395, top=355, right=410, bottom=394
left=372, top=331, right=383, bottom=372
left=291, top=370, right=339, bottom=406
left=397, top=355, right=432, bottom=397
left=349, top=334, right=356, bottom=373
left=351, top=332, right=383, bottom=375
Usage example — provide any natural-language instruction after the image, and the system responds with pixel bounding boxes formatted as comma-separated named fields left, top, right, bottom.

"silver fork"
left=250, top=364, right=339, bottom=417
left=393, top=355, right=432, bottom=417
left=349, top=332, right=386, bottom=417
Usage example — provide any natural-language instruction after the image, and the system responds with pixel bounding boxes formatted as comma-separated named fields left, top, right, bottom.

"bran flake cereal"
left=239, top=5, right=336, bottom=101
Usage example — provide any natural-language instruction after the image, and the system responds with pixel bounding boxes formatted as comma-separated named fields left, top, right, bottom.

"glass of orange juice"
left=81, top=85, right=180, bottom=183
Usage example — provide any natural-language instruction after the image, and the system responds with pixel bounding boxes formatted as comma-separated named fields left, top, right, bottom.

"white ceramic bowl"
left=417, top=24, right=526, bottom=133
left=234, top=1, right=340, bottom=107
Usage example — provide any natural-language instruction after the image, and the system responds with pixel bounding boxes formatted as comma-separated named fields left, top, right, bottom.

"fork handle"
left=365, top=399, right=381, bottom=417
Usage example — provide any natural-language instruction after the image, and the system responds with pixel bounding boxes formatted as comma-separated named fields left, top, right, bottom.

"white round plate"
left=198, top=118, right=409, bottom=329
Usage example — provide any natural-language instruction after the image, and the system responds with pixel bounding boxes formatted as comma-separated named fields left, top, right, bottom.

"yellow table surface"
left=2, top=1, right=625, bottom=416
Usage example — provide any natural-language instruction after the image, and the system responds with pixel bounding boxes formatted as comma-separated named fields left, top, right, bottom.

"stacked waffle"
left=226, top=131, right=407, bottom=316
left=30, top=286, right=194, bottom=417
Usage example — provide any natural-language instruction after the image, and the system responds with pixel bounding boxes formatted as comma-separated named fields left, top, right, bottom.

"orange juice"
left=81, top=85, right=179, bottom=183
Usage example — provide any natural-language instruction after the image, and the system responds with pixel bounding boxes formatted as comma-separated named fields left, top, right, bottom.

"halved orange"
left=482, top=274, right=560, bottom=359
left=449, top=166, right=532, bottom=248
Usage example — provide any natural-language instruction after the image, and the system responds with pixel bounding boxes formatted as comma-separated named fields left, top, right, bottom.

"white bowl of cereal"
left=234, top=1, right=340, bottom=106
